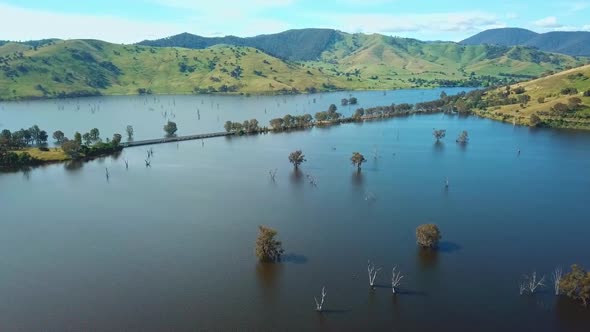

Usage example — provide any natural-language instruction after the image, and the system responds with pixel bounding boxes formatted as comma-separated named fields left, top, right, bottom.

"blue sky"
left=0, top=0, right=589, bottom=43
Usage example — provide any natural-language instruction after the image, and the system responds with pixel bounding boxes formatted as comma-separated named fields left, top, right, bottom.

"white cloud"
left=533, top=16, right=563, bottom=28
left=569, top=1, right=590, bottom=12
left=313, top=11, right=504, bottom=40
left=0, top=3, right=183, bottom=43
left=0, top=2, right=293, bottom=43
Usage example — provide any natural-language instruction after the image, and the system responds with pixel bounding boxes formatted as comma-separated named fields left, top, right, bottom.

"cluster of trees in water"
left=0, top=124, right=130, bottom=169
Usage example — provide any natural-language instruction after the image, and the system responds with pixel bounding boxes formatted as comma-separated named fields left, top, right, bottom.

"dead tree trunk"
left=552, top=267, right=562, bottom=296
left=368, top=260, right=381, bottom=288
left=391, top=266, right=404, bottom=294
left=314, top=286, right=326, bottom=312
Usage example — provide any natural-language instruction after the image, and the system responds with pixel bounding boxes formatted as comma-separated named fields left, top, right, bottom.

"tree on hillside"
left=164, top=121, right=178, bottom=137
left=433, top=129, right=446, bottom=142
left=350, top=152, right=366, bottom=172
left=288, top=150, right=306, bottom=169
left=568, top=97, right=582, bottom=110
left=255, top=225, right=284, bottom=263
left=530, top=114, right=542, bottom=127
left=53, top=130, right=65, bottom=144
left=552, top=102, right=569, bottom=115
left=416, top=224, right=442, bottom=248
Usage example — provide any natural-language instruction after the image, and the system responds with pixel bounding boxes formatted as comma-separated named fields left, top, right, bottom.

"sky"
left=0, top=0, right=589, bottom=43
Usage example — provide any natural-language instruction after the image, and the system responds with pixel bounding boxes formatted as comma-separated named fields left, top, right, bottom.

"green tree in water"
left=255, top=225, right=284, bottom=262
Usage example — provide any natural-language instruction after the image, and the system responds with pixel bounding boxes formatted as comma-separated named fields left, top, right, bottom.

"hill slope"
left=0, top=34, right=586, bottom=100
left=461, top=28, right=590, bottom=56
left=138, top=29, right=341, bottom=61
left=475, top=65, right=590, bottom=129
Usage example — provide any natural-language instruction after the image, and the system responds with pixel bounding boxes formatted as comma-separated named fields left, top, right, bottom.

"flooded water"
left=1, top=90, right=589, bottom=331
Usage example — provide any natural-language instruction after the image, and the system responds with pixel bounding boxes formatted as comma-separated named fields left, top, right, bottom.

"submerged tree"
left=351, top=152, right=366, bottom=172
left=416, top=224, right=442, bottom=248
left=255, top=225, right=284, bottom=263
left=89, top=128, right=100, bottom=143
left=560, top=264, right=590, bottom=307
left=126, top=125, right=134, bottom=140
left=391, top=266, right=404, bottom=294
left=111, top=133, right=122, bottom=146
left=433, top=129, right=446, bottom=142
left=314, top=286, right=327, bottom=312
left=164, top=121, right=178, bottom=137
left=288, top=150, right=306, bottom=170
left=520, top=272, right=545, bottom=295
left=368, top=260, right=381, bottom=288
left=552, top=267, right=563, bottom=296
left=456, top=130, right=469, bottom=144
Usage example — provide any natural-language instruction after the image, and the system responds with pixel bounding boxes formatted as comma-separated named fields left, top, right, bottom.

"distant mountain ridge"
left=0, top=29, right=586, bottom=100
left=138, top=29, right=341, bottom=61
left=460, top=28, right=590, bottom=56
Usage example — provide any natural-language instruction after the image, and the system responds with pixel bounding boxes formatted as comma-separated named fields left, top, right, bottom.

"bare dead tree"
left=306, top=173, right=318, bottom=187
left=314, top=286, right=326, bottom=312
left=519, top=282, right=527, bottom=295
left=365, top=191, right=377, bottom=204
left=145, top=159, right=151, bottom=167
left=552, top=267, right=563, bottom=296
left=269, top=169, right=277, bottom=182
left=368, top=260, right=381, bottom=288
left=523, top=272, right=545, bottom=294
left=391, top=266, right=404, bottom=294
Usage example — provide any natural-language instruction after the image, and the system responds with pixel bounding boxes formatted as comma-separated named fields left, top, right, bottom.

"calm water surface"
left=0, top=90, right=589, bottom=331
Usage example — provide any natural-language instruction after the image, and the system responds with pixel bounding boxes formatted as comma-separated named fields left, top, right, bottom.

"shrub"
left=255, top=225, right=284, bottom=262
left=560, top=264, right=590, bottom=307
left=416, top=224, right=442, bottom=248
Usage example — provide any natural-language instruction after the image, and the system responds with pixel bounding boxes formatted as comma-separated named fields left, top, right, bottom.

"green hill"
left=0, top=32, right=586, bottom=101
left=475, top=64, right=590, bottom=129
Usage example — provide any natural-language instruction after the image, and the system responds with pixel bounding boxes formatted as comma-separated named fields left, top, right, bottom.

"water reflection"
left=64, top=160, right=84, bottom=172
left=255, top=262, right=284, bottom=305
left=417, top=247, right=439, bottom=269
left=433, top=141, right=445, bottom=153
left=554, top=296, right=589, bottom=330
left=351, top=171, right=365, bottom=190
left=289, top=168, right=304, bottom=186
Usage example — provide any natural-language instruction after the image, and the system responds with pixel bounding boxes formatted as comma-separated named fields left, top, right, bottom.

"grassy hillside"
left=0, top=35, right=586, bottom=100
left=475, top=64, right=590, bottom=129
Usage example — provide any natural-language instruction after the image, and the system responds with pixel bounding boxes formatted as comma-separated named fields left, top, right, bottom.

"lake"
left=1, top=89, right=589, bottom=331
